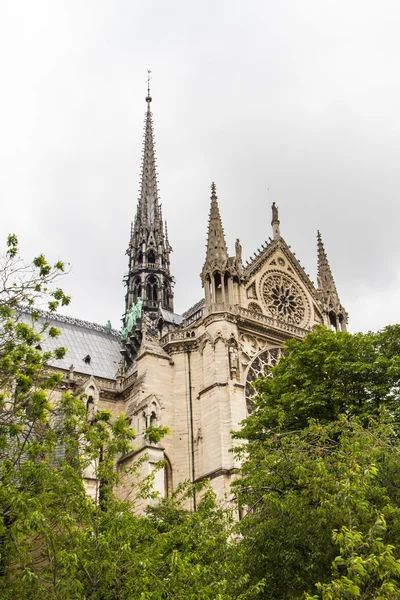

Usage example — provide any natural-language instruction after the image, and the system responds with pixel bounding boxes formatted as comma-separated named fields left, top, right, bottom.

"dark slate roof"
left=159, top=307, right=183, bottom=325
left=22, top=310, right=122, bottom=380
left=182, top=298, right=205, bottom=319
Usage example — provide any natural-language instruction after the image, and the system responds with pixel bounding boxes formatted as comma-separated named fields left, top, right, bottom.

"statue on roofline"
left=271, top=201, right=279, bottom=222
left=126, top=304, right=137, bottom=333
left=235, top=238, right=242, bottom=263
left=120, top=297, right=144, bottom=340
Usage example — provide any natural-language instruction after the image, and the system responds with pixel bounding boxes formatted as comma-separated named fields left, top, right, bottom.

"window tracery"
left=245, top=347, right=281, bottom=413
left=261, top=270, right=308, bottom=326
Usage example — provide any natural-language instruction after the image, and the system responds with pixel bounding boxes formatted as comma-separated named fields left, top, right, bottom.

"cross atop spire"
left=146, top=69, right=152, bottom=105
left=204, top=182, right=229, bottom=269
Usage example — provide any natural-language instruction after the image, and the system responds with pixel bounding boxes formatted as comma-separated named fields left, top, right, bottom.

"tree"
left=232, top=326, right=400, bottom=599
left=305, top=516, right=400, bottom=599
left=0, top=235, right=244, bottom=600
left=237, top=326, right=400, bottom=439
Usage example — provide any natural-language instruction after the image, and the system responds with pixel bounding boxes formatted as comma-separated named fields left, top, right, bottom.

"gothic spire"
left=136, top=89, right=160, bottom=232
left=317, top=230, right=347, bottom=330
left=123, top=79, right=174, bottom=341
left=204, top=182, right=229, bottom=268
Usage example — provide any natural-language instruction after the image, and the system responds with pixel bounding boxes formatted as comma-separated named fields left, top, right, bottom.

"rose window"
left=245, top=347, right=281, bottom=413
left=262, top=272, right=307, bottom=325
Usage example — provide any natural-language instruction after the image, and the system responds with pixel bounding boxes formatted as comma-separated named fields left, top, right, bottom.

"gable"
left=243, top=239, right=322, bottom=329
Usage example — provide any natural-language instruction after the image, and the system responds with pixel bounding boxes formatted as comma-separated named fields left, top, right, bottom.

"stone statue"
left=120, top=297, right=143, bottom=340
left=235, top=238, right=242, bottom=263
left=228, top=345, right=239, bottom=379
left=271, top=202, right=279, bottom=222
left=126, top=304, right=137, bottom=333
left=136, top=297, right=143, bottom=318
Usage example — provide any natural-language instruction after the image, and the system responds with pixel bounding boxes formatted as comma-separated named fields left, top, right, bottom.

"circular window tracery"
left=245, top=347, right=281, bottom=413
left=261, top=271, right=308, bottom=326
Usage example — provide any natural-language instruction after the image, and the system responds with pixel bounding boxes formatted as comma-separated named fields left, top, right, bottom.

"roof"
left=182, top=298, right=205, bottom=319
left=159, top=307, right=183, bottom=325
left=22, top=310, right=122, bottom=380
left=244, top=237, right=319, bottom=301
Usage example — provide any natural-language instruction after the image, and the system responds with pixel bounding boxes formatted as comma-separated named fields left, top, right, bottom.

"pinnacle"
left=316, top=230, right=342, bottom=310
left=203, top=182, right=229, bottom=269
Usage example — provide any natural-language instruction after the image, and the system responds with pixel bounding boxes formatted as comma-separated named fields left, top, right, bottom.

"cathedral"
left=43, top=88, right=347, bottom=505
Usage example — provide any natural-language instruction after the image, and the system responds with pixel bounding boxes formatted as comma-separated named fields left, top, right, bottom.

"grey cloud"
left=0, top=0, right=399, bottom=334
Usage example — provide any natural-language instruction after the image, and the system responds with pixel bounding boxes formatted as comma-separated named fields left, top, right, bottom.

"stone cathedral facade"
left=44, top=92, right=347, bottom=504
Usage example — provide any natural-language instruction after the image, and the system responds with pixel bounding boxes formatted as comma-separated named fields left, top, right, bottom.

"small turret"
left=317, top=230, right=347, bottom=331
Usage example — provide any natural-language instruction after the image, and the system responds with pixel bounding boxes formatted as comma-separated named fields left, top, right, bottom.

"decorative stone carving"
left=260, top=270, right=309, bottom=326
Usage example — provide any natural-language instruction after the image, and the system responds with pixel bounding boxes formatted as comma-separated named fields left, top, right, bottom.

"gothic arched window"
left=146, top=275, right=158, bottom=305
left=245, top=347, right=282, bottom=413
left=147, top=249, right=156, bottom=265
left=133, top=277, right=142, bottom=302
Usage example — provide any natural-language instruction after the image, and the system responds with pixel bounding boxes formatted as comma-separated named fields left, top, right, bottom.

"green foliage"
left=0, top=235, right=241, bottom=599
left=236, top=326, right=400, bottom=439
left=232, top=326, right=400, bottom=599
left=306, top=516, right=400, bottom=599
left=144, top=424, right=171, bottom=444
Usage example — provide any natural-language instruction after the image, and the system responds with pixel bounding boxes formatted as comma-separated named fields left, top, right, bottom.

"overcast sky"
left=1, top=0, right=399, bottom=333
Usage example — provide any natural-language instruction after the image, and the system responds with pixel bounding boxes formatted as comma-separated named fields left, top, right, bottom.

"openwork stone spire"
left=125, top=87, right=174, bottom=325
left=204, top=182, right=228, bottom=269
left=317, top=230, right=347, bottom=330
left=135, top=96, right=162, bottom=232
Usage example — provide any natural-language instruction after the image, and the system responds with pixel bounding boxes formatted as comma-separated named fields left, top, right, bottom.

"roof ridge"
left=23, top=307, right=121, bottom=337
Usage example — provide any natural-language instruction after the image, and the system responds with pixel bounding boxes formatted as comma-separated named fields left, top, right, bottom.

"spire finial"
left=211, top=181, right=217, bottom=197
left=146, top=69, right=152, bottom=105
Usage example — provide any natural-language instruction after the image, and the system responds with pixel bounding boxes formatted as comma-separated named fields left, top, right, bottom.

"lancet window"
left=146, top=275, right=158, bottom=305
